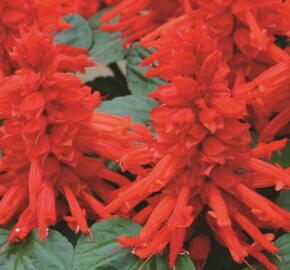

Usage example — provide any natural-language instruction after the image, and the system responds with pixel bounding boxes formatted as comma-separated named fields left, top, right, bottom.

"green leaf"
left=89, top=10, right=106, bottom=30
left=175, top=254, right=196, bottom=270
left=89, top=7, right=120, bottom=31
left=88, top=9, right=124, bottom=64
left=55, top=14, right=93, bottom=49
left=272, top=142, right=290, bottom=168
left=0, top=229, right=73, bottom=270
left=126, top=46, right=165, bottom=96
left=72, top=218, right=142, bottom=270
left=53, top=221, right=81, bottom=247
left=277, top=190, right=290, bottom=211
left=73, top=218, right=195, bottom=270
left=142, top=254, right=169, bottom=270
left=88, top=31, right=126, bottom=65
left=140, top=252, right=196, bottom=270
left=274, top=233, right=290, bottom=270
left=141, top=252, right=195, bottom=270
left=96, top=95, right=158, bottom=125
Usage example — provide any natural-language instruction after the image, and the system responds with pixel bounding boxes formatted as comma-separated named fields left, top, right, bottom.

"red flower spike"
left=102, top=2, right=290, bottom=268
left=0, top=1, right=288, bottom=270
left=0, top=25, right=152, bottom=242
left=0, top=0, right=70, bottom=76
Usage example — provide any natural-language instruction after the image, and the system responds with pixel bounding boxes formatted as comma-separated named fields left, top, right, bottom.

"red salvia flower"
left=0, top=1, right=287, bottom=270
left=103, top=0, right=290, bottom=137
left=0, top=0, right=72, bottom=78
left=102, top=2, right=290, bottom=269
left=0, top=25, right=151, bottom=242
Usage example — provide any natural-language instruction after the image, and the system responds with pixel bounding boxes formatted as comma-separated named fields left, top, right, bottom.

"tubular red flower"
left=0, top=25, right=152, bottom=242
left=103, top=0, right=290, bottom=130
left=231, top=210, right=278, bottom=254
left=0, top=0, right=71, bottom=77
left=101, top=3, right=290, bottom=268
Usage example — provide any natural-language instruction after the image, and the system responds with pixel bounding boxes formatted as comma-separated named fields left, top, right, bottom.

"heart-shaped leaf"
left=72, top=218, right=141, bottom=270
left=0, top=229, right=73, bottom=270
left=73, top=218, right=195, bottom=270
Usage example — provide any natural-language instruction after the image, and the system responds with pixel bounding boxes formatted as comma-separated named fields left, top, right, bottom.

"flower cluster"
left=0, top=1, right=289, bottom=270
left=102, top=1, right=290, bottom=269
left=0, top=22, right=151, bottom=243
left=0, top=0, right=74, bottom=78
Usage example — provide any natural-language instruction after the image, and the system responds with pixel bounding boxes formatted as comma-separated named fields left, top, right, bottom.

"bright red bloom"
left=103, top=0, right=290, bottom=136
left=0, top=25, right=151, bottom=242
left=102, top=3, right=290, bottom=269
left=0, top=0, right=70, bottom=77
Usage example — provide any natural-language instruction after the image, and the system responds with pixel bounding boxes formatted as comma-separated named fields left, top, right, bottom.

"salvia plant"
left=0, top=1, right=289, bottom=270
